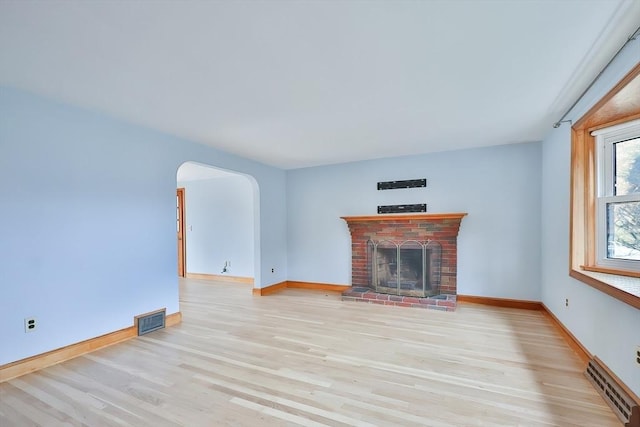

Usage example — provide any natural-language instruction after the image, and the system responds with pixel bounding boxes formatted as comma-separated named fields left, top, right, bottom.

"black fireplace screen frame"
left=367, top=239, right=442, bottom=297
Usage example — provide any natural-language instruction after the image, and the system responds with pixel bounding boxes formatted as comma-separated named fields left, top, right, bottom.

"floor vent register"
left=135, top=309, right=166, bottom=336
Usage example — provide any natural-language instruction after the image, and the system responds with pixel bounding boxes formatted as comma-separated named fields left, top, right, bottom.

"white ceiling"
left=1, top=1, right=639, bottom=170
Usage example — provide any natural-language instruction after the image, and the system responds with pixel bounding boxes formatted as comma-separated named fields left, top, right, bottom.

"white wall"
left=287, top=142, right=542, bottom=300
left=0, top=87, right=287, bottom=365
left=178, top=176, right=254, bottom=278
left=540, top=39, right=640, bottom=395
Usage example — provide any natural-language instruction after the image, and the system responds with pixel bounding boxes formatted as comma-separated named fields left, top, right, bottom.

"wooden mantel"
left=341, top=213, right=467, bottom=222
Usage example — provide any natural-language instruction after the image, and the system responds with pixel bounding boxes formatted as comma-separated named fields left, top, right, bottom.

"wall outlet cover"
left=24, top=317, right=37, bottom=333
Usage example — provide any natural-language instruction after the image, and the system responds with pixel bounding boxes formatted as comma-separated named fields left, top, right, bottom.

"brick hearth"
left=341, top=213, right=466, bottom=311
left=342, top=287, right=458, bottom=311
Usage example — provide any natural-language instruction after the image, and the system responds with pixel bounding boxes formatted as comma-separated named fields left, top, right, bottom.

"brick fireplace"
left=341, top=213, right=466, bottom=311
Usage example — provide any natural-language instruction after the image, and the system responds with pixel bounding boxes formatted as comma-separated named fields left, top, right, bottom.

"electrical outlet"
left=24, top=317, right=37, bottom=333
left=271, top=268, right=275, bottom=273
left=565, top=298, right=569, bottom=307
left=636, top=346, right=640, bottom=366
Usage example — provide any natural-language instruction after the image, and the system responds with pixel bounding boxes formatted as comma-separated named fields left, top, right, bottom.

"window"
left=593, top=120, right=640, bottom=271
left=569, top=62, right=640, bottom=309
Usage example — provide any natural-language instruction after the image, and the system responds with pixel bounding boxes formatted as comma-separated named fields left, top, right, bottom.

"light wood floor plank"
left=0, top=278, right=620, bottom=426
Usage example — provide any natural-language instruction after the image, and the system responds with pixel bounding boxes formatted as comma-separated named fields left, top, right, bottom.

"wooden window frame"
left=593, top=121, right=640, bottom=271
left=570, top=62, right=640, bottom=309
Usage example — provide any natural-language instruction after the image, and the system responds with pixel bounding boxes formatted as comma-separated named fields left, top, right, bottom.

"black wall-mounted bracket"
left=377, top=204, right=427, bottom=214
left=377, top=179, right=426, bottom=190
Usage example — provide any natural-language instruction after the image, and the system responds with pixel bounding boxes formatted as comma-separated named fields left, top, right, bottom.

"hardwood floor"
left=0, top=278, right=619, bottom=426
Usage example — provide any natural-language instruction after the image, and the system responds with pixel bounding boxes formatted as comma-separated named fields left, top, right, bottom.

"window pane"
left=613, top=137, right=640, bottom=196
left=606, top=201, right=640, bottom=260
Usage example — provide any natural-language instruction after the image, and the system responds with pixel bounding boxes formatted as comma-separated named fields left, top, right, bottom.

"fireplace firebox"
left=368, top=240, right=441, bottom=297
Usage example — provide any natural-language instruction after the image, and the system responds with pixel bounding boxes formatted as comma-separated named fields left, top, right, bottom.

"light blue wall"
left=177, top=176, right=254, bottom=278
left=0, top=87, right=287, bottom=365
left=540, top=39, right=640, bottom=396
left=287, top=142, right=542, bottom=300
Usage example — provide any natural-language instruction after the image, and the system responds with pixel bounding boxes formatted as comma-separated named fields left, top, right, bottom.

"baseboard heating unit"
left=585, top=358, right=639, bottom=426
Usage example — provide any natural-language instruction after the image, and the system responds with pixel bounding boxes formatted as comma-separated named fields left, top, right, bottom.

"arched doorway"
left=176, top=161, right=259, bottom=288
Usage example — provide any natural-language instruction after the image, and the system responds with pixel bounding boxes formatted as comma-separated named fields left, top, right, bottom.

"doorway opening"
left=177, top=188, right=186, bottom=277
left=176, top=162, right=259, bottom=289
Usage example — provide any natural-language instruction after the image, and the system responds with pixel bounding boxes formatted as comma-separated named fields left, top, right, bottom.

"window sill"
left=570, top=268, right=640, bottom=309
left=581, top=264, right=640, bottom=278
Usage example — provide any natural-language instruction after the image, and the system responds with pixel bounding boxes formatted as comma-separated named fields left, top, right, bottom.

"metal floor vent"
left=136, top=309, right=166, bottom=336
left=585, top=358, right=639, bottom=426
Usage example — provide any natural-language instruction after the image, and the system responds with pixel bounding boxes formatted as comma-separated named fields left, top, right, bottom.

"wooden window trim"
left=570, top=62, right=640, bottom=310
